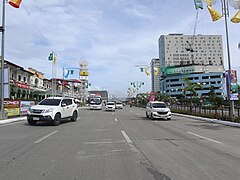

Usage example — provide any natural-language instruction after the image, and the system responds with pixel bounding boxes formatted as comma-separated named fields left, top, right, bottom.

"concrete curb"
left=173, top=113, right=240, bottom=128
left=0, top=116, right=27, bottom=125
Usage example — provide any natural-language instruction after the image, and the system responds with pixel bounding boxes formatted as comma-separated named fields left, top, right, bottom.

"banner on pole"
left=226, top=70, right=239, bottom=100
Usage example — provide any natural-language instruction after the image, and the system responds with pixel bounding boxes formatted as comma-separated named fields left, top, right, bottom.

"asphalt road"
left=0, top=106, right=240, bottom=180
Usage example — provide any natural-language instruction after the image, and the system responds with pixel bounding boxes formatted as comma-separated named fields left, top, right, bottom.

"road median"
left=173, top=113, right=240, bottom=128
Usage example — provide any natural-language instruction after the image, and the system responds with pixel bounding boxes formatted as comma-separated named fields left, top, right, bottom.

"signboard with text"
left=4, top=100, right=20, bottom=117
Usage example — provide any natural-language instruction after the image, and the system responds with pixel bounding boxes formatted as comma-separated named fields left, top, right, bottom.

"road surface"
left=0, top=106, right=240, bottom=180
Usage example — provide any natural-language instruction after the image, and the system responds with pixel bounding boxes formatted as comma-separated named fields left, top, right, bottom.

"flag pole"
left=51, top=52, right=53, bottom=97
left=0, top=0, right=6, bottom=119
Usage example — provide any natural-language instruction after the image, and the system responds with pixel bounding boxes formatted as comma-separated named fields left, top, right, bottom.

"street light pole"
left=221, top=0, right=235, bottom=118
left=0, top=0, right=6, bottom=119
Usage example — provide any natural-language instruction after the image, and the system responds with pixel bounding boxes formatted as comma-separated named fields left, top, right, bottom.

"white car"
left=27, top=97, right=78, bottom=126
left=146, top=101, right=171, bottom=120
left=115, top=102, right=123, bottom=109
left=105, top=102, right=116, bottom=111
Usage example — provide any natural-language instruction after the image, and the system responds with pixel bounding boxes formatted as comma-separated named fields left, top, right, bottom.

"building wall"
left=158, top=34, right=225, bottom=98
left=162, top=72, right=225, bottom=98
left=150, top=58, right=160, bottom=93
left=160, top=34, right=223, bottom=67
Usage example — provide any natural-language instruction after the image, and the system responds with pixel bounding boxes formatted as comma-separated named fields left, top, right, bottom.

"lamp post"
left=221, top=0, right=235, bottom=119
left=0, top=0, right=6, bottom=119
left=204, top=0, right=237, bottom=118
left=0, top=0, right=22, bottom=119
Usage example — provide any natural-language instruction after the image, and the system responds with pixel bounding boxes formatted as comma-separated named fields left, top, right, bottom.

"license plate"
left=33, top=117, right=39, bottom=120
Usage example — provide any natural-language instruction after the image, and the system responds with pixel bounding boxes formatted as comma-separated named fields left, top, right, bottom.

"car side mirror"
left=62, top=103, right=67, bottom=107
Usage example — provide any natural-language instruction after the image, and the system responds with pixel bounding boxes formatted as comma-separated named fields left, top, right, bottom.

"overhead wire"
left=22, top=4, right=48, bottom=43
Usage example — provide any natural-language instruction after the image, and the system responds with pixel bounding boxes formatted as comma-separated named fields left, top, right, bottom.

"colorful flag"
left=9, top=0, right=23, bottom=8
left=53, top=54, right=57, bottom=64
left=154, top=67, right=160, bottom=76
left=64, top=69, right=70, bottom=78
left=144, top=68, right=150, bottom=76
left=194, top=0, right=203, bottom=10
left=48, top=52, right=53, bottom=61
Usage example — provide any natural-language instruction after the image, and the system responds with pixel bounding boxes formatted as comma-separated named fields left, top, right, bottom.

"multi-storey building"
left=158, top=34, right=225, bottom=98
left=150, top=58, right=160, bottom=93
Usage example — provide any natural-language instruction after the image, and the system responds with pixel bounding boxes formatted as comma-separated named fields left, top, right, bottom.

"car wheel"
left=71, top=111, right=78, bottom=122
left=146, top=112, right=149, bottom=118
left=52, top=113, right=61, bottom=126
left=167, top=117, right=171, bottom=120
left=27, top=118, right=37, bottom=126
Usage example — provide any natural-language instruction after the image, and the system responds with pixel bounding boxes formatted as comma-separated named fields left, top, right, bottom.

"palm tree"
left=183, top=78, right=203, bottom=111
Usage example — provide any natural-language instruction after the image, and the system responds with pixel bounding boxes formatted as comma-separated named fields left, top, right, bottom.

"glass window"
left=39, top=99, right=61, bottom=106
left=152, top=103, right=166, bottom=108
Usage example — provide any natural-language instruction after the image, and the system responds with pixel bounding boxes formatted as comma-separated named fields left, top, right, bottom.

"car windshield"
left=152, top=103, right=166, bottom=108
left=116, top=102, right=122, bottom=105
left=89, top=98, right=102, bottom=105
left=39, top=99, right=61, bottom=106
left=107, top=103, right=114, bottom=105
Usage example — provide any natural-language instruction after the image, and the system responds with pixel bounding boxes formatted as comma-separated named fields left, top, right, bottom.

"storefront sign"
left=4, top=100, right=20, bottom=117
left=15, top=82, right=30, bottom=89
left=20, top=101, right=35, bottom=115
left=226, top=70, right=239, bottom=101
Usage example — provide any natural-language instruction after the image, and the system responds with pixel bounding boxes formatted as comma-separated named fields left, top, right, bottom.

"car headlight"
left=44, top=108, right=53, bottom=113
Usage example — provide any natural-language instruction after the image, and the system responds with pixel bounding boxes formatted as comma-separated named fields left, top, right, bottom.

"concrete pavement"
left=0, top=107, right=240, bottom=179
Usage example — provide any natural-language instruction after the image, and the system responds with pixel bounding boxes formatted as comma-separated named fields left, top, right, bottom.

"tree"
left=183, top=78, right=203, bottom=110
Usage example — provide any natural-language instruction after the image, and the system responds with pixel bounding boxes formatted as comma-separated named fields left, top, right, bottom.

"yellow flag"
left=53, top=54, right=57, bottom=64
left=154, top=68, right=160, bottom=76
left=144, top=68, right=150, bottom=76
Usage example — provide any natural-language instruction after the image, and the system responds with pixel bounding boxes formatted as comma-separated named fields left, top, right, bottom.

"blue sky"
left=3, top=0, right=240, bottom=97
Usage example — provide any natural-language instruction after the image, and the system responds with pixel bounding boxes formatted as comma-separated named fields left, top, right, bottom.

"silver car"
left=146, top=101, right=171, bottom=120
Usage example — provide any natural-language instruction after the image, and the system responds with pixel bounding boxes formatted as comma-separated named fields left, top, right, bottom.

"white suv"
left=146, top=101, right=171, bottom=120
left=27, top=97, right=78, bottom=126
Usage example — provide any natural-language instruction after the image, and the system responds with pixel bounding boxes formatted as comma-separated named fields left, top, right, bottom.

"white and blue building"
left=158, top=34, right=226, bottom=98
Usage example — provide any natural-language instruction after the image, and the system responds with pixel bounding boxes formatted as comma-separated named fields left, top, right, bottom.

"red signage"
left=150, top=91, right=155, bottom=102
left=15, top=82, right=30, bottom=89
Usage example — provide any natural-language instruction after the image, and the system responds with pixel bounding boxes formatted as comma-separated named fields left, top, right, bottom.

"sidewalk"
left=173, top=113, right=240, bottom=128
left=0, top=116, right=27, bottom=125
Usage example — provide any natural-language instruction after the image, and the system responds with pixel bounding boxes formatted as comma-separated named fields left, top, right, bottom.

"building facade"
left=150, top=58, right=160, bottom=93
left=158, top=34, right=225, bottom=98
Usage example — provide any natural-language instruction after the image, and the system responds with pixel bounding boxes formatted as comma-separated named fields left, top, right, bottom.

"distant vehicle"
left=106, top=102, right=116, bottom=111
left=27, top=97, right=78, bottom=126
left=146, top=101, right=171, bottom=120
left=89, top=96, right=102, bottom=110
left=115, top=102, right=123, bottom=109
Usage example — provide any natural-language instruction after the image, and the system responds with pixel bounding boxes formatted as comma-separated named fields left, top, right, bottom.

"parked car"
left=115, top=102, right=123, bottom=109
left=146, top=101, right=171, bottom=120
left=27, top=97, right=78, bottom=126
left=105, top=102, right=116, bottom=111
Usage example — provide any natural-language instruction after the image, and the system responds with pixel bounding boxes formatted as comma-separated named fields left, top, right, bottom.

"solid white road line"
left=34, top=131, right=58, bottom=144
left=188, top=132, right=222, bottom=144
left=121, top=130, right=133, bottom=143
left=114, top=117, right=118, bottom=122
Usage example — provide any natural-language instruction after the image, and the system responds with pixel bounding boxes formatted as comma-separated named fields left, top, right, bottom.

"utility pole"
left=0, top=0, right=6, bottom=119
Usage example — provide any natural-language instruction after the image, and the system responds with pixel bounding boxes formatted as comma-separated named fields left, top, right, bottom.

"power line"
left=22, top=4, right=48, bottom=43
